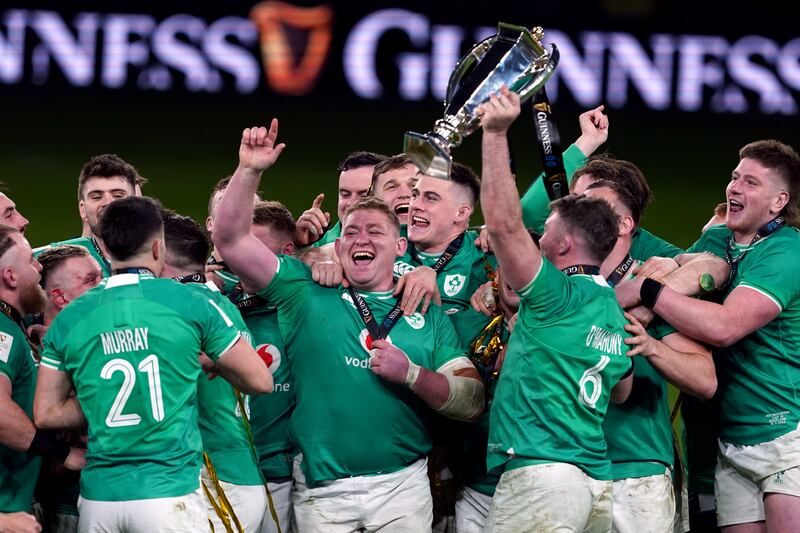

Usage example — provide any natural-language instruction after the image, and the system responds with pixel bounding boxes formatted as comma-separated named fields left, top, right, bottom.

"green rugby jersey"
left=39, top=272, right=241, bottom=501
left=687, top=223, right=800, bottom=445
left=487, top=259, right=632, bottom=480
left=518, top=144, right=683, bottom=260
left=34, top=236, right=111, bottom=277
left=187, top=281, right=262, bottom=487
left=311, top=220, right=342, bottom=248
left=258, top=256, right=465, bottom=485
left=0, top=313, right=41, bottom=512
left=603, top=316, right=676, bottom=479
left=395, top=230, right=495, bottom=345
left=520, top=144, right=589, bottom=233
left=242, top=301, right=295, bottom=480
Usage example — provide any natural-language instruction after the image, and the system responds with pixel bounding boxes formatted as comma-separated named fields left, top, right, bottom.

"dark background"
left=1, top=0, right=797, bottom=249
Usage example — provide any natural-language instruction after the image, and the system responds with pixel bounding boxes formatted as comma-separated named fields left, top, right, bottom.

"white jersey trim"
left=105, top=273, right=139, bottom=289
left=38, top=359, right=64, bottom=371
left=737, top=284, right=783, bottom=312
left=204, top=280, right=221, bottom=293
left=516, top=260, right=545, bottom=298
left=216, top=332, right=242, bottom=360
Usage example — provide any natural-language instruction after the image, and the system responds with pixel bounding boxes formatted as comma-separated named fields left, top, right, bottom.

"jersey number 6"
left=578, top=355, right=610, bottom=409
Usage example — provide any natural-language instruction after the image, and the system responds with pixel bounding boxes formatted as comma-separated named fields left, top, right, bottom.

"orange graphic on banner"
left=250, top=2, right=333, bottom=95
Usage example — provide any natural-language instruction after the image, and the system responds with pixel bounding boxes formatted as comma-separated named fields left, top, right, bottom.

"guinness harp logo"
left=250, top=2, right=334, bottom=95
left=533, top=101, right=552, bottom=114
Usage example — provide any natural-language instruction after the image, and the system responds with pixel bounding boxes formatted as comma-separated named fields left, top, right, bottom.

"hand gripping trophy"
left=404, top=23, right=559, bottom=179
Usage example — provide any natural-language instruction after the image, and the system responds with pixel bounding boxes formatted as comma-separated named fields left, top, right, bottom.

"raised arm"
left=478, top=87, right=541, bottom=291
left=212, top=120, right=286, bottom=294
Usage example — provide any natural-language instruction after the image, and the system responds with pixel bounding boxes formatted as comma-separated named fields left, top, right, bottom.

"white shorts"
left=612, top=472, right=674, bottom=533
left=259, top=479, right=293, bottom=533
left=715, top=425, right=800, bottom=526
left=454, top=486, right=492, bottom=533
left=485, top=462, right=612, bottom=533
left=292, top=455, right=432, bottom=532
left=201, top=470, right=267, bottom=533
left=78, top=489, right=205, bottom=533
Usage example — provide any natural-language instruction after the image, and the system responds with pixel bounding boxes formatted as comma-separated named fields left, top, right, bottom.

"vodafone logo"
left=256, top=343, right=282, bottom=372
left=358, top=329, right=392, bottom=354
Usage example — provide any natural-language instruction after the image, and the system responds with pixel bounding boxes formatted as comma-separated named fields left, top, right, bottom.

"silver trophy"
left=404, top=23, right=559, bottom=179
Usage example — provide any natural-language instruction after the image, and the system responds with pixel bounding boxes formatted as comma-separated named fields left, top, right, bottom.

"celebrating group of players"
left=1, top=86, right=799, bottom=533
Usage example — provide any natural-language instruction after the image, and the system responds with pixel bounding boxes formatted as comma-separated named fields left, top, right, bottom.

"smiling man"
left=616, top=140, right=800, bottom=532
left=34, top=154, right=142, bottom=277
left=371, top=154, right=419, bottom=226
left=212, top=120, right=484, bottom=532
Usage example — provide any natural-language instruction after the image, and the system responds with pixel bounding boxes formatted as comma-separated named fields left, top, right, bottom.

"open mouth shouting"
left=352, top=250, right=375, bottom=266
left=394, top=202, right=410, bottom=218
left=728, top=198, right=744, bottom=214
left=410, top=214, right=430, bottom=230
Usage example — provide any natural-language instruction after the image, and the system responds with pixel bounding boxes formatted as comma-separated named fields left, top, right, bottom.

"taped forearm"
left=409, top=357, right=485, bottom=421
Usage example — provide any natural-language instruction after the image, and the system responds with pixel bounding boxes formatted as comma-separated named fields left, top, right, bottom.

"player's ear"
left=205, top=216, right=214, bottom=234
left=51, top=287, right=67, bottom=308
left=558, top=234, right=572, bottom=257
left=151, top=239, right=162, bottom=261
left=78, top=200, right=88, bottom=223
left=396, top=237, right=408, bottom=257
left=281, top=241, right=294, bottom=256
left=773, top=189, right=789, bottom=214
left=620, top=215, right=635, bottom=237
left=1, top=266, right=16, bottom=289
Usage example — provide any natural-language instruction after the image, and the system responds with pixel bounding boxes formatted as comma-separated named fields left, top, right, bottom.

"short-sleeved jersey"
left=242, top=301, right=295, bottom=480
left=487, top=259, right=632, bottom=480
left=394, top=230, right=494, bottom=345
left=188, top=281, right=262, bottom=487
left=258, top=256, right=466, bottom=485
left=603, top=316, right=676, bottom=479
left=520, top=144, right=588, bottom=232
left=34, top=236, right=111, bottom=278
left=686, top=224, right=800, bottom=445
left=312, top=221, right=342, bottom=248
left=39, top=273, right=241, bottom=501
left=0, top=313, right=41, bottom=512
left=462, top=318, right=510, bottom=496
left=630, top=228, right=683, bottom=261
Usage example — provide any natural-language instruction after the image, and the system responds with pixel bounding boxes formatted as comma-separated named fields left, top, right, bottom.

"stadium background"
left=1, top=0, right=798, bottom=250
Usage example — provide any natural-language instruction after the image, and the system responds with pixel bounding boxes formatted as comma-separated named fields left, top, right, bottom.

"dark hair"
left=98, top=196, right=163, bottom=262
left=574, top=156, right=651, bottom=225
left=371, top=154, right=415, bottom=192
left=0, top=225, right=19, bottom=259
left=739, top=140, right=800, bottom=226
left=38, top=245, right=90, bottom=289
left=252, top=201, right=296, bottom=237
left=337, top=151, right=387, bottom=173
left=450, top=162, right=481, bottom=207
left=78, top=154, right=142, bottom=200
left=550, top=194, right=620, bottom=263
left=343, top=197, right=400, bottom=234
left=161, top=209, right=209, bottom=271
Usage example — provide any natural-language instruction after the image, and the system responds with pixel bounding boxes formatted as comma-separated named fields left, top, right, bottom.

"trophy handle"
left=444, top=36, right=495, bottom=106
left=514, top=43, right=560, bottom=102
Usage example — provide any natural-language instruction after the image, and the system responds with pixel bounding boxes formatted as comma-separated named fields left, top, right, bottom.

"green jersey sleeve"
left=431, top=308, right=469, bottom=371
left=520, top=144, right=587, bottom=232
left=515, top=259, right=571, bottom=321
left=735, top=239, right=800, bottom=310
left=256, top=255, right=314, bottom=315
left=630, top=228, right=684, bottom=260
left=0, top=327, right=26, bottom=381
left=40, top=328, right=66, bottom=372
left=191, top=292, right=242, bottom=361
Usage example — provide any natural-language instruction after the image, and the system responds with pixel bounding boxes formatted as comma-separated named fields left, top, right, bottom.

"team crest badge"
left=404, top=313, right=425, bottom=330
left=256, top=344, right=282, bottom=372
left=443, top=274, right=466, bottom=297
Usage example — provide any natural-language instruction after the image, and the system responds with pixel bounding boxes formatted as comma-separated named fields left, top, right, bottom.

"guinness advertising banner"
left=1, top=0, right=798, bottom=246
